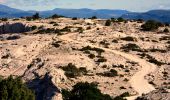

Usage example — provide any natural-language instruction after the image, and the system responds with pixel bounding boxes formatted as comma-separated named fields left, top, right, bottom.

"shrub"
left=97, top=69, right=118, bottom=77
left=141, top=20, right=160, bottom=31
left=80, top=46, right=105, bottom=54
left=0, top=76, right=35, bottom=100
left=51, top=14, right=64, bottom=19
left=117, top=17, right=124, bottom=22
left=91, top=16, right=97, bottom=19
left=32, top=13, right=40, bottom=20
left=26, top=17, right=32, bottom=21
left=31, top=25, right=37, bottom=30
left=120, top=36, right=136, bottom=41
left=105, top=20, right=112, bottom=26
left=138, top=53, right=165, bottom=66
left=35, top=28, right=61, bottom=34
left=72, top=17, right=77, bottom=20
left=163, top=28, right=169, bottom=33
left=6, top=35, right=21, bottom=40
left=111, top=18, right=116, bottom=22
left=76, top=27, right=84, bottom=33
left=113, top=92, right=130, bottom=100
left=49, top=21, right=56, bottom=24
left=61, top=63, right=87, bottom=78
left=62, top=82, right=112, bottom=100
left=165, top=23, right=169, bottom=26
left=88, top=54, right=95, bottom=59
left=121, top=43, right=141, bottom=52
left=52, top=41, right=62, bottom=48
left=0, top=18, right=8, bottom=21
left=112, top=39, right=118, bottom=43
left=96, top=58, right=107, bottom=62
left=60, top=26, right=71, bottom=32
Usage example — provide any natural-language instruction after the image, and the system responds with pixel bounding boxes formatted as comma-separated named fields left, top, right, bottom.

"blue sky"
left=1, top=0, right=170, bottom=12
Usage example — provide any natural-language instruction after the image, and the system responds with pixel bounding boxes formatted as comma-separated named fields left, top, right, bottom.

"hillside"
left=122, top=10, right=170, bottom=23
left=0, top=17, right=170, bottom=100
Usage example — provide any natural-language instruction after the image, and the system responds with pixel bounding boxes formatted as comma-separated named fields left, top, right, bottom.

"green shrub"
left=35, top=28, right=61, bottom=34
left=31, top=25, right=37, bottom=30
left=0, top=76, right=35, bottom=100
left=91, top=16, right=97, bottom=19
left=97, top=69, right=118, bottom=77
left=111, top=18, right=116, bottom=22
left=60, top=26, right=71, bottom=32
left=120, top=36, right=136, bottom=41
left=141, top=20, right=160, bottom=31
left=61, top=63, right=87, bottom=78
left=51, top=14, right=64, bottom=19
left=32, top=13, right=40, bottom=20
left=72, top=17, right=77, bottom=20
left=105, top=20, right=112, bottom=26
left=96, top=58, right=107, bottom=62
left=52, top=41, right=62, bottom=48
left=76, top=27, right=84, bottom=33
left=88, top=54, right=95, bottom=59
left=112, top=39, right=118, bottom=43
left=62, top=82, right=112, bottom=100
left=49, top=21, right=56, bottom=24
left=121, top=43, right=141, bottom=52
left=113, top=92, right=130, bottom=100
left=80, top=46, right=105, bottom=54
left=117, top=17, right=125, bottom=22
left=138, top=53, right=165, bottom=66
left=0, top=18, right=8, bottom=21
left=163, top=28, right=169, bottom=33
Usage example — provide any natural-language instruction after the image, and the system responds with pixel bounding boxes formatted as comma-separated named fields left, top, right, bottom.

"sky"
left=0, top=0, right=170, bottom=12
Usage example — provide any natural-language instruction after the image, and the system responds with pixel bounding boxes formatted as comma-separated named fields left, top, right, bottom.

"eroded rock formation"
left=0, top=22, right=31, bottom=34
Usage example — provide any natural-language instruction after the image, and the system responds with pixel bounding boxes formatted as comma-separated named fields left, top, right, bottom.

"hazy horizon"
left=0, top=0, right=170, bottom=12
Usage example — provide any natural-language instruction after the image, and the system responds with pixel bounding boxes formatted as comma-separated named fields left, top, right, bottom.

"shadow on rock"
left=26, top=73, right=60, bottom=100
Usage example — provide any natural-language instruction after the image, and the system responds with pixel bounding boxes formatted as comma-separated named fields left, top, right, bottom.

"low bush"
left=121, top=43, right=141, bottom=52
left=113, top=92, right=130, bottom=100
left=141, top=20, right=160, bottom=31
left=72, top=17, right=77, bottom=20
left=120, top=36, right=136, bottom=41
left=80, top=46, right=105, bottom=54
left=96, top=58, right=107, bottom=63
left=117, top=17, right=125, bottom=22
left=60, top=26, right=71, bottom=32
left=97, top=69, right=118, bottom=77
left=105, top=20, right=112, bottom=26
left=163, top=28, right=169, bottom=33
left=91, top=16, right=97, bottom=19
left=61, top=63, right=87, bottom=78
left=52, top=41, right=62, bottom=48
left=88, top=54, right=95, bottom=59
left=31, top=25, right=37, bottom=30
left=62, top=82, right=112, bottom=100
left=35, top=28, right=61, bottom=34
left=0, top=18, right=8, bottom=21
left=51, top=14, right=64, bottom=19
left=138, top=53, right=165, bottom=66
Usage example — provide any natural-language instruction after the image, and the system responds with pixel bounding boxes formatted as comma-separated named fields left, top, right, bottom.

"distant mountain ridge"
left=121, top=10, right=170, bottom=23
left=39, top=8, right=129, bottom=18
left=0, top=4, right=129, bottom=18
left=1, top=4, right=170, bottom=23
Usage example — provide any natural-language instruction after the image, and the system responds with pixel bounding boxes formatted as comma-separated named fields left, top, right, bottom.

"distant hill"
left=1, top=4, right=170, bottom=23
left=0, top=4, right=129, bottom=18
left=39, top=8, right=129, bottom=18
left=121, top=10, right=170, bottom=23
left=0, top=4, right=33, bottom=18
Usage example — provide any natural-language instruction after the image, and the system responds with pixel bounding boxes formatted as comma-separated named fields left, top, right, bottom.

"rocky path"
left=58, top=32, right=157, bottom=100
